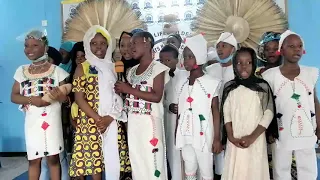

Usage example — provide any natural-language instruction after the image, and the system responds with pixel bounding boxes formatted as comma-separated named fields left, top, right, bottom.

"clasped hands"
left=229, top=134, right=257, bottom=148
left=96, top=116, right=114, bottom=134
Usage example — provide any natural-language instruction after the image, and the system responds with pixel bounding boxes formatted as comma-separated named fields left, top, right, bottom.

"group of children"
left=10, top=24, right=319, bottom=180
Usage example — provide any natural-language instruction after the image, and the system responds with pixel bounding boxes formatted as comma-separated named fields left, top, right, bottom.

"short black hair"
left=47, top=46, right=62, bottom=65
left=160, top=44, right=179, bottom=59
left=132, top=31, right=155, bottom=48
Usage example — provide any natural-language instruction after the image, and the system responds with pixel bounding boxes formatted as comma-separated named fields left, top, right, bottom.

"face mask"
left=217, top=54, right=233, bottom=64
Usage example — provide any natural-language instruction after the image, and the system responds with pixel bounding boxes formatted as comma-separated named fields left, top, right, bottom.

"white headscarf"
left=83, top=25, right=118, bottom=117
left=83, top=25, right=125, bottom=179
left=184, top=34, right=208, bottom=65
left=278, top=30, right=305, bottom=52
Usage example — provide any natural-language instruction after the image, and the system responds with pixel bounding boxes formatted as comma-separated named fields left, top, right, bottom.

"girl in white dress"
left=175, top=34, right=222, bottom=180
left=11, top=30, right=69, bottom=180
left=221, top=47, right=278, bottom=180
left=115, top=31, right=169, bottom=180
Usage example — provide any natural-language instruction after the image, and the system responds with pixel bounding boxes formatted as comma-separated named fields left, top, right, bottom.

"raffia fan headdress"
left=63, top=0, right=145, bottom=51
left=191, top=0, right=288, bottom=49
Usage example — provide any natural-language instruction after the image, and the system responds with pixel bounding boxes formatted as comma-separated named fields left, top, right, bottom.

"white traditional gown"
left=222, top=85, right=273, bottom=180
left=125, top=61, right=169, bottom=180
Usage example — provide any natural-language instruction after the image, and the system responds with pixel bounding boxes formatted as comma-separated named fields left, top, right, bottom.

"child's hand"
left=169, top=103, right=178, bottom=114
left=96, top=116, right=114, bottom=133
left=228, top=136, right=244, bottom=148
left=49, top=87, right=66, bottom=102
left=114, top=81, right=133, bottom=94
left=212, top=140, right=223, bottom=153
left=240, top=134, right=256, bottom=148
left=31, top=96, right=50, bottom=107
left=267, top=135, right=276, bottom=144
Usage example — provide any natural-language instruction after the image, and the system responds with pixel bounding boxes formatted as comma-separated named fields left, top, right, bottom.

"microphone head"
left=115, top=60, right=124, bottom=73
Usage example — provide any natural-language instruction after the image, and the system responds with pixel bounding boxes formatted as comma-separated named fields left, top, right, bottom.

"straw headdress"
left=63, top=0, right=145, bottom=50
left=192, top=0, right=288, bottom=49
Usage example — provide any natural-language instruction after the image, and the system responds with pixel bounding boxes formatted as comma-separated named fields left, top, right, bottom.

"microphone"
left=115, top=60, right=124, bottom=81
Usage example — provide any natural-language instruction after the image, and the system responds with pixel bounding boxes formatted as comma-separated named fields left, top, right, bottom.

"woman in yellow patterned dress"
left=69, top=26, right=131, bottom=180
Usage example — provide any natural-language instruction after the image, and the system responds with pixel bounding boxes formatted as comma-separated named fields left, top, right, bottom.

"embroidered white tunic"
left=262, top=66, right=319, bottom=150
left=14, top=65, right=69, bottom=160
left=176, top=74, right=221, bottom=152
left=125, top=61, right=169, bottom=180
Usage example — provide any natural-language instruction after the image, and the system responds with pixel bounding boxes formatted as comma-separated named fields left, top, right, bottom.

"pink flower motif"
left=186, top=97, right=193, bottom=103
left=207, top=94, right=211, bottom=98
left=41, top=121, right=50, bottom=131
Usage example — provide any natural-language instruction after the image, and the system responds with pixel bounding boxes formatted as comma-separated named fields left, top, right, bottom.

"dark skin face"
left=59, top=48, right=70, bottom=64
left=130, top=36, right=151, bottom=60
left=281, top=34, right=303, bottom=64
left=183, top=47, right=197, bottom=71
left=120, top=36, right=132, bottom=60
left=24, top=39, right=46, bottom=60
left=235, top=52, right=253, bottom=79
left=264, top=40, right=280, bottom=64
left=75, top=51, right=86, bottom=65
left=167, top=36, right=181, bottom=49
left=216, top=42, right=235, bottom=59
left=90, top=33, right=108, bottom=59
left=159, top=51, right=178, bottom=70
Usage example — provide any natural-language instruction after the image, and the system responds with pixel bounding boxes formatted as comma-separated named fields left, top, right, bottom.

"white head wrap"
left=278, top=30, right=305, bottom=52
left=184, top=34, right=208, bottom=65
left=83, top=25, right=125, bottom=120
left=216, top=32, right=238, bottom=50
left=83, top=25, right=126, bottom=180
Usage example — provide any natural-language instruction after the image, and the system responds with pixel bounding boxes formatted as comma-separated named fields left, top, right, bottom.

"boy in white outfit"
left=175, top=34, right=222, bottom=180
left=205, top=32, right=238, bottom=179
left=262, top=30, right=320, bottom=180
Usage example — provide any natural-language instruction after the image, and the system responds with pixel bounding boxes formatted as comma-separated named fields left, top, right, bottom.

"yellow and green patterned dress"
left=69, top=61, right=104, bottom=177
left=69, top=61, right=132, bottom=179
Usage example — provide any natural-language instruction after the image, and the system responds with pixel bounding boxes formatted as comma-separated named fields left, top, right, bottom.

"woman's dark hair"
left=69, top=42, right=84, bottom=84
left=47, top=46, right=62, bottom=65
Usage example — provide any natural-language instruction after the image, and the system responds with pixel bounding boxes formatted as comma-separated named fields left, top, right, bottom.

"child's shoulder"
left=202, top=74, right=221, bottom=84
left=262, top=66, right=279, bottom=75
left=300, top=65, right=319, bottom=73
left=205, top=62, right=221, bottom=72
left=261, top=66, right=280, bottom=80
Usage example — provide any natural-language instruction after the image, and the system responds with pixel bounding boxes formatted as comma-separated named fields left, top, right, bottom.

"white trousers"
left=181, top=145, right=213, bottom=180
left=214, top=150, right=225, bottom=175
left=272, top=145, right=317, bottom=180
